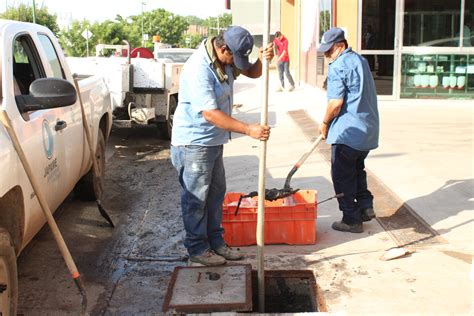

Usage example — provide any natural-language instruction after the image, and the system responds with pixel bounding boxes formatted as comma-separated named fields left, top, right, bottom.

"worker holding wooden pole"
left=170, top=27, right=274, bottom=266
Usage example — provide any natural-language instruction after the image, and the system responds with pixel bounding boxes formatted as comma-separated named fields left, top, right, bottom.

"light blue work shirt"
left=326, top=47, right=379, bottom=151
left=171, top=39, right=238, bottom=146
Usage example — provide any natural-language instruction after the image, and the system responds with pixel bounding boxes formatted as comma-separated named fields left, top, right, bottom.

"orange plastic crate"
left=222, top=190, right=317, bottom=246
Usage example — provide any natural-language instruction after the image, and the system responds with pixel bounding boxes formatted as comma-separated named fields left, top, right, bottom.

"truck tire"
left=0, top=228, right=18, bottom=316
left=167, top=95, right=178, bottom=139
left=156, top=122, right=169, bottom=139
left=74, top=131, right=106, bottom=201
left=157, top=95, right=177, bottom=140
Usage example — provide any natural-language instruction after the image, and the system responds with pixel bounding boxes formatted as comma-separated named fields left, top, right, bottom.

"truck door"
left=35, top=33, right=83, bottom=199
left=11, top=33, right=80, bottom=215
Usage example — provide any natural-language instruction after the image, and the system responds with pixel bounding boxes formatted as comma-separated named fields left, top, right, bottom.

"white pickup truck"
left=0, top=19, right=112, bottom=314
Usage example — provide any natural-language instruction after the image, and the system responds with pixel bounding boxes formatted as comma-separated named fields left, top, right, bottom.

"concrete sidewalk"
left=223, top=71, right=473, bottom=314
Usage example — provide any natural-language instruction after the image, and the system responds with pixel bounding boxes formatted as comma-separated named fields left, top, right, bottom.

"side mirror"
left=15, top=78, right=77, bottom=112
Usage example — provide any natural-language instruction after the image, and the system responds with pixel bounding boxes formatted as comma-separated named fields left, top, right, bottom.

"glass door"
left=359, top=0, right=400, bottom=99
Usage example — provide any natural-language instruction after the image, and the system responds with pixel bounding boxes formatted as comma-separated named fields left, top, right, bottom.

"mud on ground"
left=17, top=126, right=187, bottom=315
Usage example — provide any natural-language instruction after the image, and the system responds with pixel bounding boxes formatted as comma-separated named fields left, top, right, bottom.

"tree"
left=180, top=33, right=204, bottom=49
left=204, top=13, right=232, bottom=37
left=184, top=15, right=204, bottom=26
left=0, top=4, right=60, bottom=36
left=59, top=20, right=91, bottom=57
left=140, top=9, right=189, bottom=47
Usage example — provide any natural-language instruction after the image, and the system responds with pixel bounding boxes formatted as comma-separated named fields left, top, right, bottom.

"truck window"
left=38, top=34, right=65, bottom=79
left=13, top=35, right=45, bottom=95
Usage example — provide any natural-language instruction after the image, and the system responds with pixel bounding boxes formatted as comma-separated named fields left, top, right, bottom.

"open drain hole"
left=248, top=270, right=326, bottom=313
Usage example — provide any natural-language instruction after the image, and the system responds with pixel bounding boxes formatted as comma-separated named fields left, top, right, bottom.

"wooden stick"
left=0, top=109, right=87, bottom=313
left=257, top=0, right=271, bottom=312
left=73, top=79, right=114, bottom=227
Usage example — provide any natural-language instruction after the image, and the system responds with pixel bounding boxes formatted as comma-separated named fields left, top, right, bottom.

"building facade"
left=287, top=0, right=474, bottom=100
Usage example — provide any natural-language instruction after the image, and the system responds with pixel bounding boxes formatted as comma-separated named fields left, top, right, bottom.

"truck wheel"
left=166, top=95, right=178, bottom=139
left=74, top=131, right=106, bottom=201
left=156, top=122, right=169, bottom=139
left=0, top=229, right=18, bottom=316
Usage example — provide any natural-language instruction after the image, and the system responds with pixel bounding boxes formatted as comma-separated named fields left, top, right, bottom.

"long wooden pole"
left=257, top=0, right=271, bottom=312
left=0, top=109, right=87, bottom=314
left=73, top=79, right=114, bottom=228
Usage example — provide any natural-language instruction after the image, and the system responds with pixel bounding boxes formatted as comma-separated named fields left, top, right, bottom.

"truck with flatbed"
left=66, top=42, right=190, bottom=139
left=0, top=19, right=112, bottom=315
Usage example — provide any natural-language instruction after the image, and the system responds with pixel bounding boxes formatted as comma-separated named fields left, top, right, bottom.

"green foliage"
left=203, top=13, right=232, bottom=37
left=184, top=15, right=204, bottom=26
left=0, top=4, right=60, bottom=36
left=2, top=4, right=225, bottom=56
left=141, top=9, right=189, bottom=47
left=180, top=33, right=204, bottom=49
left=59, top=20, right=91, bottom=57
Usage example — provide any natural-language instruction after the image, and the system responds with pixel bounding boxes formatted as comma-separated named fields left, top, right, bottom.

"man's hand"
left=246, top=124, right=271, bottom=141
left=319, top=122, right=329, bottom=140
left=259, top=43, right=274, bottom=62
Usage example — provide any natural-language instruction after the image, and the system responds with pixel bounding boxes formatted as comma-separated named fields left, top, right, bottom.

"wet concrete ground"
left=17, top=126, right=188, bottom=315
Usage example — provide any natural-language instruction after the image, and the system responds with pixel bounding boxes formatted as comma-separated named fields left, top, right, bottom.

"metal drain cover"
left=163, top=264, right=252, bottom=313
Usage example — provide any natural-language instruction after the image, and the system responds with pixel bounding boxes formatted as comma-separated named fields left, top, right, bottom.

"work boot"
left=332, top=221, right=363, bottom=233
left=189, top=249, right=226, bottom=266
left=275, top=85, right=283, bottom=92
left=214, top=244, right=244, bottom=261
left=288, top=85, right=295, bottom=92
left=361, top=207, right=376, bottom=222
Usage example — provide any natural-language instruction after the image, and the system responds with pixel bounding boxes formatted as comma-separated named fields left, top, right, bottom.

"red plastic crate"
left=222, top=190, right=317, bottom=246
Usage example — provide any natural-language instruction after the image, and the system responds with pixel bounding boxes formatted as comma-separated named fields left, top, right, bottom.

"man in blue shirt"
left=318, top=27, right=379, bottom=233
left=171, top=26, right=274, bottom=265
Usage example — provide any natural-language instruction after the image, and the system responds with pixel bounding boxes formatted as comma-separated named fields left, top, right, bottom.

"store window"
left=360, top=0, right=396, bottom=96
left=361, top=0, right=395, bottom=50
left=403, top=0, right=464, bottom=47
left=319, top=0, right=332, bottom=41
left=317, top=0, right=332, bottom=83
left=463, top=0, right=474, bottom=47
left=400, top=54, right=474, bottom=99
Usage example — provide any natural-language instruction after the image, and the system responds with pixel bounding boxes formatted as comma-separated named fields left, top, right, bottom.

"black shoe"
left=332, top=221, right=363, bottom=233
left=361, top=207, right=376, bottom=222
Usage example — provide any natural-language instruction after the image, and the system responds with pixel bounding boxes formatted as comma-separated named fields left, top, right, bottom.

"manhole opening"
left=247, top=270, right=326, bottom=313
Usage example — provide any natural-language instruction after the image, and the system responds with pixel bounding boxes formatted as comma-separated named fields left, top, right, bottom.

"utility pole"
left=32, top=0, right=36, bottom=23
left=141, top=2, right=146, bottom=47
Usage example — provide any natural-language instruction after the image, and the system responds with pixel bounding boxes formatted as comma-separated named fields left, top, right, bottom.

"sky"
left=1, top=0, right=230, bottom=24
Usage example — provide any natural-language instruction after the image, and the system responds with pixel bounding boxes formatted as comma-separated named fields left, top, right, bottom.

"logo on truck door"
left=42, top=119, right=54, bottom=159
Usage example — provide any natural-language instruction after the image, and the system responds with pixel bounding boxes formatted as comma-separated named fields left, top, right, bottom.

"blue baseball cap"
left=318, top=27, right=346, bottom=53
left=224, top=26, right=254, bottom=70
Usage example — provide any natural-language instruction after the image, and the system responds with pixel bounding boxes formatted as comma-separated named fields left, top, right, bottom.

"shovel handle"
left=284, top=135, right=324, bottom=188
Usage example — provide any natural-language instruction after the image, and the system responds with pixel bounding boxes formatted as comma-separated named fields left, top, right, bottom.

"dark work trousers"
left=331, top=144, right=373, bottom=224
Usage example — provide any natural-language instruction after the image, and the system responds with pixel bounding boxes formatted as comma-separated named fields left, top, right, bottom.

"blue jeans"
left=331, top=144, right=373, bottom=224
left=170, top=145, right=226, bottom=256
left=277, top=61, right=295, bottom=88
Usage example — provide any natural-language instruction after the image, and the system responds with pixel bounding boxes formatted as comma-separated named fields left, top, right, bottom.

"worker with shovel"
left=171, top=26, right=274, bottom=266
left=318, top=27, right=379, bottom=233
